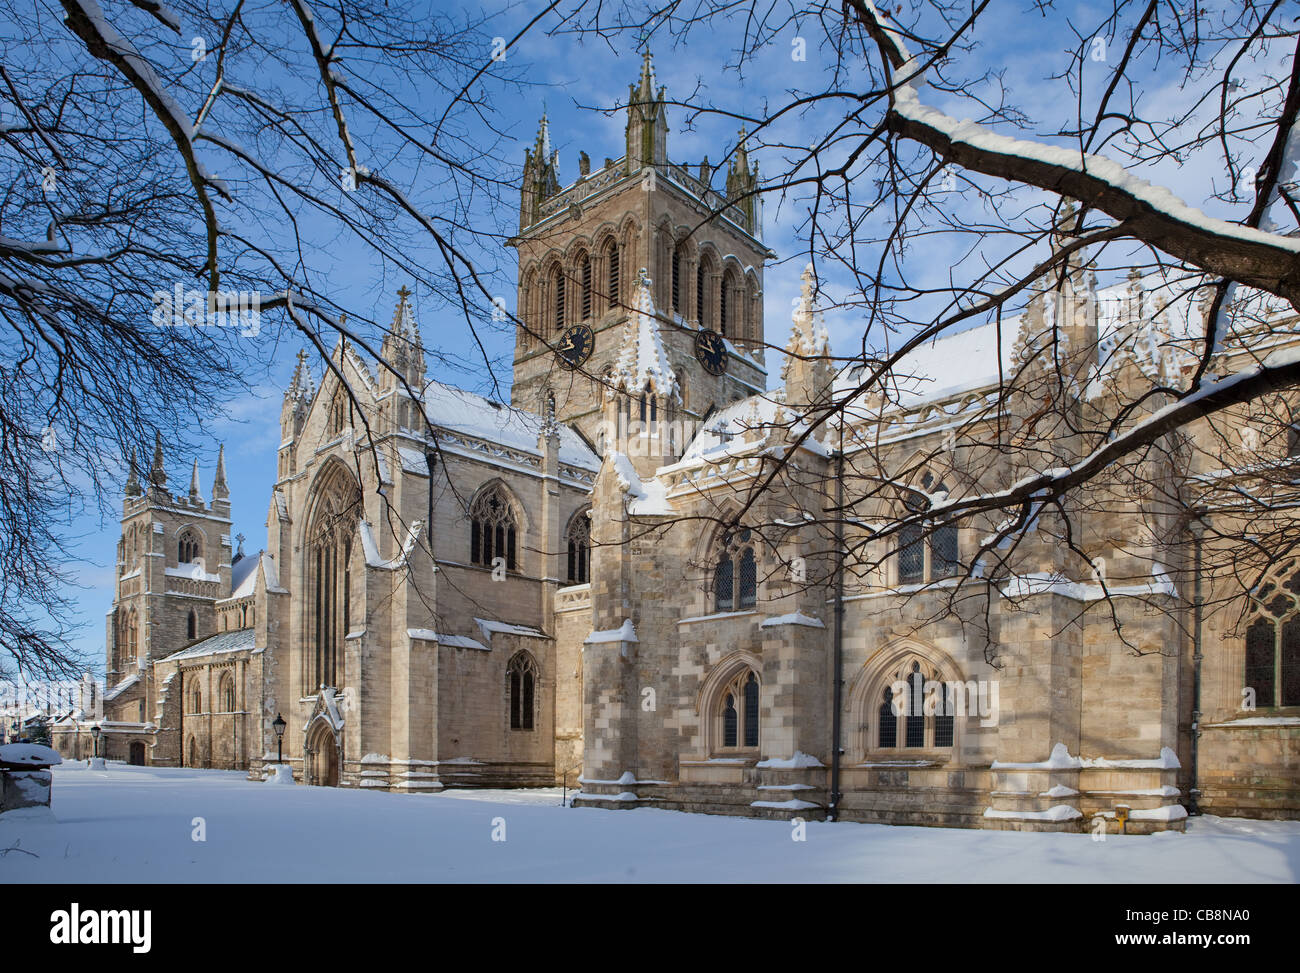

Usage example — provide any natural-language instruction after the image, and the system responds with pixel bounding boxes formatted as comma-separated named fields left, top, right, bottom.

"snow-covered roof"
left=834, top=321, right=1017, bottom=414
left=474, top=618, right=548, bottom=641
left=676, top=392, right=823, bottom=466
left=230, top=552, right=258, bottom=598
left=831, top=271, right=1297, bottom=416
left=230, top=551, right=281, bottom=599
left=164, top=627, right=256, bottom=662
left=104, top=674, right=139, bottom=702
left=419, top=380, right=599, bottom=472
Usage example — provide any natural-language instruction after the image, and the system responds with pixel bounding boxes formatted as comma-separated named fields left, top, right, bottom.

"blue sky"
left=54, top=1, right=1289, bottom=675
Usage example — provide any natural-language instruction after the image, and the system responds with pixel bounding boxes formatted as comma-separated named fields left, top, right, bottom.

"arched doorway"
left=187, top=734, right=200, bottom=768
left=305, top=720, right=339, bottom=786
left=129, top=741, right=145, bottom=765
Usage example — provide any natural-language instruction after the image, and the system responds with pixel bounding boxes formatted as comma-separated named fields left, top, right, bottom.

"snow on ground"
left=3, top=763, right=1298, bottom=883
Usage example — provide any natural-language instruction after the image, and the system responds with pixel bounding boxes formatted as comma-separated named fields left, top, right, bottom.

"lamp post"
left=90, top=723, right=101, bottom=760
left=272, top=712, right=286, bottom=765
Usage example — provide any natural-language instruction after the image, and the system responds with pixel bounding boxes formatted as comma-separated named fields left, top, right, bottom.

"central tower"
left=509, top=50, right=771, bottom=449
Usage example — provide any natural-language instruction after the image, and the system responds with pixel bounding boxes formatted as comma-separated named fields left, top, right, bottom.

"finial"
left=213, top=443, right=229, bottom=499
left=397, top=285, right=411, bottom=304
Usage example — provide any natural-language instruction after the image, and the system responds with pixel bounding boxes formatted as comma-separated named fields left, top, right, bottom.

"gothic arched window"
left=716, top=668, right=760, bottom=750
left=565, top=510, right=590, bottom=585
left=721, top=267, right=741, bottom=338
left=895, top=478, right=961, bottom=584
left=671, top=245, right=683, bottom=315
left=178, top=528, right=201, bottom=565
left=307, top=465, right=360, bottom=693
left=697, top=260, right=712, bottom=329
left=551, top=265, right=565, bottom=334
left=878, top=688, right=898, bottom=748
left=507, top=652, right=538, bottom=731
left=713, top=529, right=758, bottom=612
left=580, top=253, right=593, bottom=320
left=470, top=484, right=519, bottom=572
left=218, top=672, right=235, bottom=712
left=1244, top=572, right=1300, bottom=708
left=605, top=240, right=620, bottom=312
left=874, top=658, right=957, bottom=751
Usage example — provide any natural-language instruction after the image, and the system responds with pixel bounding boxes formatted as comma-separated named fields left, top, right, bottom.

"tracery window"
left=716, top=668, right=760, bottom=750
left=713, top=529, right=757, bottom=612
left=896, top=477, right=960, bottom=584
left=470, top=484, right=518, bottom=572
left=565, top=509, right=590, bottom=585
left=507, top=652, right=538, bottom=731
left=874, top=659, right=956, bottom=751
left=307, top=465, right=360, bottom=693
left=1244, top=572, right=1300, bottom=708
left=178, top=528, right=202, bottom=565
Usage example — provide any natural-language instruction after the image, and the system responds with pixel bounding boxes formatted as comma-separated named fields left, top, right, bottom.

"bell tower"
left=509, top=48, right=772, bottom=450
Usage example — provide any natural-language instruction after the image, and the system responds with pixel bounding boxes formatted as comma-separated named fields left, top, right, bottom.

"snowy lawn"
left=3, top=762, right=1298, bottom=882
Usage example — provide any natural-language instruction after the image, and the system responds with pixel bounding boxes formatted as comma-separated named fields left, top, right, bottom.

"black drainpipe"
left=1188, top=517, right=1204, bottom=815
left=828, top=423, right=846, bottom=821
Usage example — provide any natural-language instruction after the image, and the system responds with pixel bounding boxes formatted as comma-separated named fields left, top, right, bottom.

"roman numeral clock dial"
left=556, top=325, right=594, bottom=370
left=694, top=328, right=727, bottom=376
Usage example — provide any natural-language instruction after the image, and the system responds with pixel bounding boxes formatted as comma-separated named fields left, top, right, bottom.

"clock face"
left=695, top=328, right=727, bottom=376
left=556, top=325, right=594, bottom=370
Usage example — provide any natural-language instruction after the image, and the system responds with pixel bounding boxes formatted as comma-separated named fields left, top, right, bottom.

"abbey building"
left=60, top=52, right=1298, bottom=831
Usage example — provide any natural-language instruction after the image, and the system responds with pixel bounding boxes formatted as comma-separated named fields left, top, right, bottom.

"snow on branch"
left=60, top=0, right=227, bottom=291
left=847, top=0, right=1300, bottom=309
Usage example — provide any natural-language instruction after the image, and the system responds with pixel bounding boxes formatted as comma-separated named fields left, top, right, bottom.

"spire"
left=786, top=264, right=830, bottom=358
left=611, top=269, right=679, bottom=398
left=149, top=431, right=166, bottom=488
left=188, top=458, right=203, bottom=503
left=521, top=113, right=561, bottom=229
left=726, top=127, right=761, bottom=234
left=125, top=449, right=141, bottom=497
left=782, top=264, right=833, bottom=408
left=286, top=348, right=314, bottom=402
left=381, top=286, right=426, bottom=389
left=535, top=112, right=552, bottom=163
left=626, top=47, right=668, bottom=171
left=634, top=48, right=657, bottom=103
left=212, top=444, right=229, bottom=500
left=391, top=285, right=421, bottom=347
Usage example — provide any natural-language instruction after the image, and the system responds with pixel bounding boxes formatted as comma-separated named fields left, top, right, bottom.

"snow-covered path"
left=4, top=763, right=1298, bottom=882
